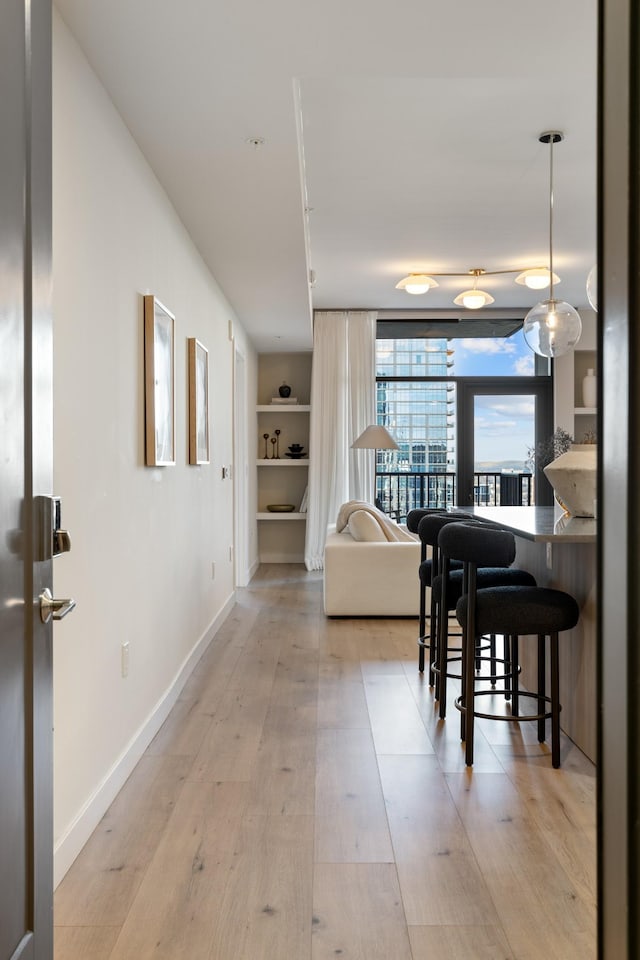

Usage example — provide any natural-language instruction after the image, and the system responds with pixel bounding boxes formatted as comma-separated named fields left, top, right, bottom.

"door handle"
left=39, top=587, right=76, bottom=624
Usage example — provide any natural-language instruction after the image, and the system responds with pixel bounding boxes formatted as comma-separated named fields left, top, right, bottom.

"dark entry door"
left=1, top=1, right=54, bottom=957
left=457, top=378, right=554, bottom=507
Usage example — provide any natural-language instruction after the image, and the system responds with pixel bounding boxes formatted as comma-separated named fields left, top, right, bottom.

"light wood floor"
left=54, top=565, right=597, bottom=960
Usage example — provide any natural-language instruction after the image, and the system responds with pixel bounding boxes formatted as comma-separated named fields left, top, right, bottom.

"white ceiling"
left=54, top=0, right=597, bottom=353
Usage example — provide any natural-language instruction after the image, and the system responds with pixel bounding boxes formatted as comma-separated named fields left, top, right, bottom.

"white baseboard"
left=53, top=591, right=236, bottom=888
left=247, top=557, right=260, bottom=581
left=259, top=552, right=305, bottom=563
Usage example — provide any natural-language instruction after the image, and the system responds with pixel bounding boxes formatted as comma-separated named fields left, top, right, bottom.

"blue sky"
left=452, top=329, right=535, bottom=377
left=454, top=331, right=536, bottom=465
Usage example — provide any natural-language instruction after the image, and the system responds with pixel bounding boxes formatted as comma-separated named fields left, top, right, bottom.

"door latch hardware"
left=39, top=588, right=76, bottom=624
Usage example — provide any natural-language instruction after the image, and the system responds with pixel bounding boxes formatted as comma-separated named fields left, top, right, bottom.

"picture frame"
left=188, top=337, right=210, bottom=464
left=144, top=295, right=176, bottom=466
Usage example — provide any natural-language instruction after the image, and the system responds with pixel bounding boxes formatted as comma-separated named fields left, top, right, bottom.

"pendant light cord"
left=549, top=136, right=555, bottom=301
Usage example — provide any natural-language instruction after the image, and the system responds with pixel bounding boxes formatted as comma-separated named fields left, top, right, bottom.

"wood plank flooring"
left=54, top=564, right=597, bottom=960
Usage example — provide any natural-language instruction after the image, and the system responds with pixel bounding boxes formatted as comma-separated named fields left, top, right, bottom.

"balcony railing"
left=375, top=470, right=533, bottom=521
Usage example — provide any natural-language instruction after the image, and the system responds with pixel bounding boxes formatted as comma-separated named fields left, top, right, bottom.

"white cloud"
left=513, top=355, right=535, bottom=375
left=480, top=400, right=536, bottom=418
left=476, top=419, right=519, bottom=434
left=457, top=338, right=517, bottom=355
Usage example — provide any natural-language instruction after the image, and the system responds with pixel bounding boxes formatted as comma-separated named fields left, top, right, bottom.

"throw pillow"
left=348, top=509, right=387, bottom=542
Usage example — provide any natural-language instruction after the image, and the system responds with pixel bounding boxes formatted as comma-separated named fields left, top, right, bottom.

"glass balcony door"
left=457, top=379, right=553, bottom=507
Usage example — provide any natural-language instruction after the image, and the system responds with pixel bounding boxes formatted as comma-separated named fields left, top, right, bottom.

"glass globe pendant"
left=586, top=264, right=598, bottom=311
left=523, top=132, right=582, bottom=358
left=522, top=299, right=582, bottom=357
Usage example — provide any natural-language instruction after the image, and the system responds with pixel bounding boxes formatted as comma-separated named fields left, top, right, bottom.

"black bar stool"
left=415, top=513, right=469, bottom=680
left=433, top=520, right=536, bottom=719
left=407, top=509, right=445, bottom=675
left=438, top=522, right=580, bottom=768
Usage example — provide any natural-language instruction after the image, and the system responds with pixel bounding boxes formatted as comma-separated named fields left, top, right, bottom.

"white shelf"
left=257, top=512, right=307, bottom=520
left=575, top=407, right=597, bottom=416
left=256, top=404, right=310, bottom=413
left=256, top=458, right=309, bottom=466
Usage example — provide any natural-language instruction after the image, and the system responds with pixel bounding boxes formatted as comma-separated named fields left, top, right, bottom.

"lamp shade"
left=395, top=274, right=439, bottom=295
left=351, top=425, right=399, bottom=449
left=515, top=267, right=561, bottom=290
left=522, top=298, right=582, bottom=358
left=453, top=288, right=495, bottom=309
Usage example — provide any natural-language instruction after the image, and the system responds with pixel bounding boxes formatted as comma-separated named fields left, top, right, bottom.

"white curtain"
left=304, top=310, right=377, bottom=570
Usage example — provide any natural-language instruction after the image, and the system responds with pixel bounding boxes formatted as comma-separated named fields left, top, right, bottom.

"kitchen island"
left=452, top=506, right=597, bottom=762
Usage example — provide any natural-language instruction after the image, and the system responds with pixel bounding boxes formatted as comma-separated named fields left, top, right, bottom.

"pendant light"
left=586, top=264, right=598, bottom=311
left=453, top=269, right=495, bottom=309
left=395, top=273, right=439, bottom=295
left=514, top=267, right=561, bottom=290
left=523, top=132, right=582, bottom=358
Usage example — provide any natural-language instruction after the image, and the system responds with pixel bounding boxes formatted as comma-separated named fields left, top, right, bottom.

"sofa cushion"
left=348, top=509, right=388, bottom=541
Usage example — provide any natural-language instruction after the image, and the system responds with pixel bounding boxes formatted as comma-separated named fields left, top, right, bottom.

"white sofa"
left=323, top=523, right=422, bottom=617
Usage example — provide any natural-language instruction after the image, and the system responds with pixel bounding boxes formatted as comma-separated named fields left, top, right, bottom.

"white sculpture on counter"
left=543, top=445, right=597, bottom=517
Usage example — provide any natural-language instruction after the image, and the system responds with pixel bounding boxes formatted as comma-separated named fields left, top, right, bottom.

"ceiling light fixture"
left=514, top=267, right=561, bottom=290
left=396, top=263, right=556, bottom=305
left=522, top=132, right=582, bottom=358
left=453, top=269, right=495, bottom=310
left=395, top=273, right=439, bottom=295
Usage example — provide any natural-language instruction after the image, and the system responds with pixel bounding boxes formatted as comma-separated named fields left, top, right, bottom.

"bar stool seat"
left=433, top=566, right=537, bottom=609
left=457, top=585, right=579, bottom=637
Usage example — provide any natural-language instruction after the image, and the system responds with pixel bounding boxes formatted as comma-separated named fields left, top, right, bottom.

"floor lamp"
left=351, top=424, right=399, bottom=506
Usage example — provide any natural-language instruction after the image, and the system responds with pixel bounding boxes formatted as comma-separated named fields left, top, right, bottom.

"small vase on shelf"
left=582, top=368, right=597, bottom=408
left=279, top=382, right=292, bottom=398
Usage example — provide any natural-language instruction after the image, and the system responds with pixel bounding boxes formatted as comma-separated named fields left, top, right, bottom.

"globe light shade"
left=586, top=264, right=598, bottom=311
left=522, top=298, right=582, bottom=358
left=453, top=289, right=495, bottom=310
left=395, top=274, right=439, bottom=295
left=515, top=267, right=561, bottom=290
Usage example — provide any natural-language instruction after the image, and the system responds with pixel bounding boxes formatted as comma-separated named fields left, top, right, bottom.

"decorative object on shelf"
left=526, top=427, right=573, bottom=472
left=266, top=504, right=295, bottom=512
left=270, top=396, right=298, bottom=404
left=279, top=381, right=292, bottom=397
left=270, top=437, right=277, bottom=457
left=582, top=368, right=597, bottom=408
left=143, top=295, right=175, bottom=467
left=187, top=338, right=209, bottom=465
left=263, top=433, right=270, bottom=458
left=544, top=444, right=597, bottom=517
left=286, top=443, right=307, bottom=459
left=522, top=131, right=582, bottom=358
left=586, top=264, right=598, bottom=311
left=274, top=428, right=281, bottom=459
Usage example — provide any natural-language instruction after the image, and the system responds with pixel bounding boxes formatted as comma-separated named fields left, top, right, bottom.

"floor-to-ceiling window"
left=375, top=324, right=553, bottom=518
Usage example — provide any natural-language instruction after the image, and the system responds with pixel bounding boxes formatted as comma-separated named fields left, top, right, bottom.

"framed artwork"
left=188, top=338, right=210, bottom=464
left=144, top=295, right=176, bottom=466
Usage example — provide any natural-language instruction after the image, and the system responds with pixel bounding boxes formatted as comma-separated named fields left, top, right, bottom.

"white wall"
left=52, top=13, right=257, bottom=883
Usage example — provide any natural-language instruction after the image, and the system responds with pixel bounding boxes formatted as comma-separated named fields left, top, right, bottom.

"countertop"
left=449, top=505, right=597, bottom=543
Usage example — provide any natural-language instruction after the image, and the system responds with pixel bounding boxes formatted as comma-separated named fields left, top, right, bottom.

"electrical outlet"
left=211, top=561, right=216, bottom=580
left=121, top=641, right=130, bottom=678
